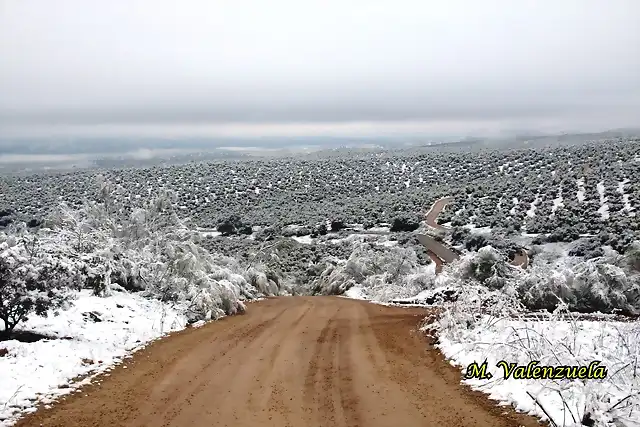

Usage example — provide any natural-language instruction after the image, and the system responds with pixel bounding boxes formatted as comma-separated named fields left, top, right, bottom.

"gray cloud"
left=1, top=0, right=639, bottom=137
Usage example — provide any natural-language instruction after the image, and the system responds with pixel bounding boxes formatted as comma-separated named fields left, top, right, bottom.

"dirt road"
left=421, top=197, right=459, bottom=270
left=421, top=197, right=530, bottom=271
left=425, top=196, right=454, bottom=229
left=16, top=297, right=543, bottom=427
left=512, top=249, right=529, bottom=268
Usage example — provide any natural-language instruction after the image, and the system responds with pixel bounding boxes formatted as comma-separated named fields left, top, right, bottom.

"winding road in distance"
left=420, top=197, right=529, bottom=271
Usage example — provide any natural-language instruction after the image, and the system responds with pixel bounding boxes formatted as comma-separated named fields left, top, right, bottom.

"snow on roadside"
left=0, top=289, right=188, bottom=426
left=338, top=238, right=640, bottom=426
left=432, top=313, right=640, bottom=427
left=343, top=287, right=368, bottom=300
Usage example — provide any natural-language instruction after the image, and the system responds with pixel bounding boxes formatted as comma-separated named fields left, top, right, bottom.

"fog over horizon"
left=1, top=0, right=639, bottom=139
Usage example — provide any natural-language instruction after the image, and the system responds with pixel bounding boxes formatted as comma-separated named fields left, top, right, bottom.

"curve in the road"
left=420, top=197, right=529, bottom=272
left=424, top=196, right=455, bottom=230
left=15, top=297, right=544, bottom=427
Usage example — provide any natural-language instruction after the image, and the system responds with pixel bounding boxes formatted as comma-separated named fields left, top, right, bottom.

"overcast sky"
left=1, top=0, right=639, bottom=138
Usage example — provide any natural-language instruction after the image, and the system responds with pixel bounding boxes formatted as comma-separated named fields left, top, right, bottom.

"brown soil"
left=425, top=196, right=454, bottom=229
left=512, top=249, right=530, bottom=269
left=15, top=297, right=544, bottom=427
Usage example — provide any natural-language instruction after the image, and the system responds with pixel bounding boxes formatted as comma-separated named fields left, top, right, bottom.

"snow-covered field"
left=0, top=289, right=188, bottom=426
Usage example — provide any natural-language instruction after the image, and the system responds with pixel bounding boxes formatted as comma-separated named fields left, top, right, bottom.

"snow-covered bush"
left=569, top=237, right=606, bottom=260
left=3, top=177, right=285, bottom=327
left=417, top=243, right=640, bottom=426
left=426, top=268, right=640, bottom=427
left=0, top=239, right=75, bottom=338
left=311, top=242, right=436, bottom=301
left=625, top=241, right=640, bottom=272
left=518, top=250, right=640, bottom=316
left=464, top=246, right=514, bottom=289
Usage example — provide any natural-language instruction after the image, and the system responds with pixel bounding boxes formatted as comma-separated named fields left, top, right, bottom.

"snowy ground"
left=0, top=289, right=188, bottom=426
left=342, top=265, right=639, bottom=427
left=433, top=313, right=640, bottom=427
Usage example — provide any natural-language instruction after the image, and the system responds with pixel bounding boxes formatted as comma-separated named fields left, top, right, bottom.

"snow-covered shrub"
left=217, top=215, right=252, bottom=236
left=311, top=242, right=436, bottom=301
left=427, top=272, right=640, bottom=427
left=518, top=253, right=640, bottom=316
left=450, top=226, right=471, bottom=245
left=2, top=177, right=284, bottom=326
left=418, top=243, right=640, bottom=427
left=569, top=237, right=605, bottom=259
left=389, top=215, right=421, bottom=232
left=464, top=246, right=514, bottom=289
left=624, top=241, right=640, bottom=272
left=427, top=242, right=640, bottom=319
left=464, top=233, right=490, bottom=252
left=0, top=240, right=75, bottom=338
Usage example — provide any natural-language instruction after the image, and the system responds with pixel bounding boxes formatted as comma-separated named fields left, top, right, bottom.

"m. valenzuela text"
left=464, top=360, right=607, bottom=380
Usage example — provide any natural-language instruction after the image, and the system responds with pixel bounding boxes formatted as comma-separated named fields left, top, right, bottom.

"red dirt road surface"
left=425, top=196, right=454, bottom=229
left=15, top=297, right=544, bottom=427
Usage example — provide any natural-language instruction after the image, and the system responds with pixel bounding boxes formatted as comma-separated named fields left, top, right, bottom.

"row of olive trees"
left=7, top=137, right=636, bottom=233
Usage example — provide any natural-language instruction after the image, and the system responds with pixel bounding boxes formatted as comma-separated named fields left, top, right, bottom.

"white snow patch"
left=434, top=316, right=640, bottom=427
left=463, top=224, right=492, bottom=235
left=292, top=235, right=313, bottom=245
left=597, top=181, right=607, bottom=204
left=577, top=178, right=586, bottom=202
left=551, top=188, right=564, bottom=213
left=0, top=290, right=187, bottom=426
left=378, top=239, right=399, bottom=247
left=510, top=198, right=519, bottom=215
left=367, top=226, right=391, bottom=233
left=526, top=194, right=540, bottom=217
left=390, top=285, right=451, bottom=304
left=596, top=181, right=610, bottom=219
left=196, top=228, right=222, bottom=238
left=343, top=287, right=368, bottom=300
left=618, top=179, right=634, bottom=212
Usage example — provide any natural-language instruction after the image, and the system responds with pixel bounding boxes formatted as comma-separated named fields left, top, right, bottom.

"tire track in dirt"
left=139, top=302, right=292, bottom=425
left=302, top=304, right=337, bottom=422
left=336, top=312, right=363, bottom=427
left=15, top=297, right=545, bottom=427
left=250, top=300, right=314, bottom=413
